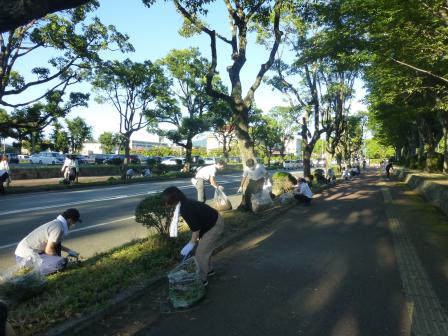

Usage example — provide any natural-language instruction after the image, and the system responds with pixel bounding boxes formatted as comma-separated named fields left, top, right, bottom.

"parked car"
left=29, top=151, right=64, bottom=165
left=283, top=160, right=300, bottom=170
left=5, top=153, right=19, bottom=164
left=161, top=157, right=184, bottom=165
left=18, top=154, right=30, bottom=163
left=94, top=154, right=112, bottom=164
left=203, top=157, right=216, bottom=165
left=104, top=154, right=140, bottom=165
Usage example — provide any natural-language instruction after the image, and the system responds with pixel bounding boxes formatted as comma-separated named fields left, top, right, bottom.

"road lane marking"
left=381, top=187, right=448, bottom=335
left=0, top=179, right=241, bottom=217
left=0, top=216, right=136, bottom=251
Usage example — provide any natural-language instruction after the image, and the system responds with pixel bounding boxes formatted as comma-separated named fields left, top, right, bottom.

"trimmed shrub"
left=426, top=153, right=443, bottom=172
left=151, top=163, right=168, bottom=175
left=135, top=194, right=174, bottom=240
left=272, top=172, right=297, bottom=196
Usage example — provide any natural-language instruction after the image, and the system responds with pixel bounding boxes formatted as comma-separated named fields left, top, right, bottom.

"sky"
left=7, top=0, right=366, bottom=143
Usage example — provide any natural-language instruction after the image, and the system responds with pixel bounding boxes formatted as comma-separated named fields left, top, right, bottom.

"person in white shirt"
left=294, top=178, right=313, bottom=205
left=61, top=155, right=72, bottom=179
left=0, top=154, right=11, bottom=194
left=237, top=158, right=268, bottom=211
left=126, top=168, right=135, bottom=179
left=342, top=167, right=350, bottom=180
left=193, top=160, right=225, bottom=202
left=15, top=208, right=82, bottom=275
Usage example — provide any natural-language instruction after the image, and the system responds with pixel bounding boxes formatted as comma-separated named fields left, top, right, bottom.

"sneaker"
left=202, top=280, right=209, bottom=287
left=207, top=269, right=216, bottom=277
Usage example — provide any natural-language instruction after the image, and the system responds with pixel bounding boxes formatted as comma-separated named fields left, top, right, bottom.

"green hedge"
left=272, top=172, right=297, bottom=196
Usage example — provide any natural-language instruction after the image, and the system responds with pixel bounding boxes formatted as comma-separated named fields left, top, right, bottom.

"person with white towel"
left=162, top=186, right=224, bottom=286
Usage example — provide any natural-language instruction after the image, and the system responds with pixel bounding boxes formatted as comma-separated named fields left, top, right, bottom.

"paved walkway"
left=72, top=172, right=448, bottom=336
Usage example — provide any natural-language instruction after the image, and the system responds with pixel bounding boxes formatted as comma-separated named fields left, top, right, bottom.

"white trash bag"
left=279, top=192, right=295, bottom=204
left=251, top=184, right=273, bottom=214
left=0, top=254, right=46, bottom=303
left=213, top=188, right=232, bottom=211
left=167, top=257, right=205, bottom=309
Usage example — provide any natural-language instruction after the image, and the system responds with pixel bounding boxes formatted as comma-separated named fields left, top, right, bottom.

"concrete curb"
left=395, top=169, right=448, bottom=217
left=42, top=182, right=334, bottom=336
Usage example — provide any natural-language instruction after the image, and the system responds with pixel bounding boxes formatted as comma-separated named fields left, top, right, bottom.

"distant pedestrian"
left=61, top=155, right=72, bottom=179
left=386, top=162, right=394, bottom=178
left=162, top=186, right=224, bottom=286
left=193, top=160, right=225, bottom=202
left=342, top=167, right=350, bottom=180
left=0, top=154, right=11, bottom=187
left=0, top=155, right=11, bottom=195
left=293, top=178, right=313, bottom=205
left=326, top=168, right=336, bottom=184
left=362, top=159, right=367, bottom=170
left=15, top=209, right=82, bottom=275
left=69, top=156, right=80, bottom=183
left=141, top=168, right=152, bottom=177
left=126, top=168, right=135, bottom=179
left=237, top=158, right=268, bottom=212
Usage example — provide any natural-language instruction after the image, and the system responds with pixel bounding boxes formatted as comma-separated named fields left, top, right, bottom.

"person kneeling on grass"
left=162, top=186, right=224, bottom=286
left=14, top=208, right=82, bottom=276
left=294, top=178, right=313, bottom=206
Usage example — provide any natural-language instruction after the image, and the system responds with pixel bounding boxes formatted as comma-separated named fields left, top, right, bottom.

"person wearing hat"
left=14, top=208, right=82, bottom=275
left=293, top=178, right=313, bottom=205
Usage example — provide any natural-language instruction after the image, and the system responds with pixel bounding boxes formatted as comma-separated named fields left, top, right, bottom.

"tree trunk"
left=234, top=108, right=255, bottom=165
left=303, top=145, right=312, bottom=178
left=222, top=136, right=229, bottom=162
left=183, top=138, right=193, bottom=172
left=121, top=136, right=130, bottom=180
left=444, top=124, right=448, bottom=173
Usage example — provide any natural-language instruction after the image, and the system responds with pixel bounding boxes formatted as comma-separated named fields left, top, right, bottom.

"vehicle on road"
left=202, top=157, right=216, bottom=165
left=161, top=157, right=184, bottom=165
left=283, top=160, right=302, bottom=170
left=18, top=154, right=30, bottom=163
left=29, top=151, right=64, bottom=165
left=104, top=154, right=141, bottom=165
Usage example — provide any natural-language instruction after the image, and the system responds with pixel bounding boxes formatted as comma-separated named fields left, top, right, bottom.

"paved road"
left=0, top=173, right=246, bottom=271
left=75, top=172, right=448, bottom=336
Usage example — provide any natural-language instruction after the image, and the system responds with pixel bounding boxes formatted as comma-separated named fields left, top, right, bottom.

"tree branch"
left=392, top=58, right=448, bottom=84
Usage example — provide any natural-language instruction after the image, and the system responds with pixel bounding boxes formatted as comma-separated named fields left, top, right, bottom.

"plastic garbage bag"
left=279, top=192, right=295, bottom=204
left=263, top=179, right=272, bottom=193
left=167, top=257, right=205, bottom=309
left=0, top=254, right=46, bottom=303
left=213, top=188, right=232, bottom=211
left=251, top=189, right=273, bottom=214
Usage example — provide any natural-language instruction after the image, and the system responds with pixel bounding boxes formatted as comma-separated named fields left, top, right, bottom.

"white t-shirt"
left=296, top=182, right=313, bottom=198
left=0, top=160, right=10, bottom=173
left=196, top=165, right=217, bottom=180
left=243, top=164, right=267, bottom=181
left=15, top=216, right=68, bottom=258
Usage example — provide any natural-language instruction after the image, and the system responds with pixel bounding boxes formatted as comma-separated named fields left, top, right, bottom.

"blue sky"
left=9, top=0, right=366, bottom=142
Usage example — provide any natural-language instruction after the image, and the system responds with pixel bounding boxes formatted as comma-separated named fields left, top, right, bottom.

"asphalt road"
left=0, top=173, right=247, bottom=271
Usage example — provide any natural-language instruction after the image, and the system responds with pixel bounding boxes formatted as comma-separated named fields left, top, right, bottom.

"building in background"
left=285, top=136, right=302, bottom=158
left=130, top=139, right=169, bottom=150
left=81, top=142, right=102, bottom=155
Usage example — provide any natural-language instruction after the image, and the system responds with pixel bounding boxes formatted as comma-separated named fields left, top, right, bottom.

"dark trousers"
left=294, top=194, right=312, bottom=205
left=0, top=172, right=9, bottom=195
left=242, top=178, right=265, bottom=211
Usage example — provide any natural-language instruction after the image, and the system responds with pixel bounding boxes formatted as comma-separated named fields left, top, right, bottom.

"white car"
left=283, top=160, right=300, bottom=170
left=203, top=157, right=216, bottom=165
left=161, top=157, right=185, bottom=165
left=29, top=152, right=64, bottom=165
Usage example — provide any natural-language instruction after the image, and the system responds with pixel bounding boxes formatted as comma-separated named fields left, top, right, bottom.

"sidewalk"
left=69, top=172, right=448, bottom=336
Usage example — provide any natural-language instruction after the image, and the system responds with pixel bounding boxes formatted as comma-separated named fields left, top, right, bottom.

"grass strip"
left=7, top=206, right=262, bottom=336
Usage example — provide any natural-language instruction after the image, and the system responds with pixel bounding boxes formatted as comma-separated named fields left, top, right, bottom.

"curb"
left=42, top=182, right=335, bottom=336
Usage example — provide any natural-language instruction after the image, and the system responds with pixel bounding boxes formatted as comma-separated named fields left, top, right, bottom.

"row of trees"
left=338, top=0, right=448, bottom=172
left=0, top=1, right=388, bottom=177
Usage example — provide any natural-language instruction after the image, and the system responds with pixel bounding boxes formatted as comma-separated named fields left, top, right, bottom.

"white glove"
left=217, top=185, right=224, bottom=191
left=68, top=249, right=79, bottom=257
left=180, top=242, right=196, bottom=256
left=237, top=186, right=243, bottom=193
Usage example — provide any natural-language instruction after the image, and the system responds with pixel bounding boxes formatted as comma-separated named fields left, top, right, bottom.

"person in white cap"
left=15, top=208, right=82, bottom=275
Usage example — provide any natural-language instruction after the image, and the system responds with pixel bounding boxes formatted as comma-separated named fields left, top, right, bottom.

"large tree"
left=50, top=121, right=70, bottom=153
left=0, top=2, right=132, bottom=133
left=143, top=0, right=284, bottom=164
left=152, top=48, right=224, bottom=170
left=66, top=116, right=92, bottom=153
left=0, top=0, right=91, bottom=33
left=92, top=58, right=170, bottom=176
left=268, top=1, right=365, bottom=176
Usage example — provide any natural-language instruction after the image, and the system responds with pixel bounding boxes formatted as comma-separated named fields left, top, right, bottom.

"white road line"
left=0, top=179, right=241, bottom=217
left=0, top=216, right=136, bottom=251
